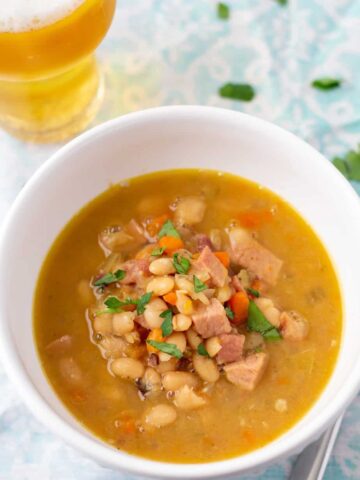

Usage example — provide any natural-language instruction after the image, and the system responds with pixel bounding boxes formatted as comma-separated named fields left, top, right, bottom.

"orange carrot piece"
left=163, top=291, right=177, bottom=306
left=214, top=251, right=230, bottom=268
left=159, top=236, right=184, bottom=254
left=146, top=328, right=164, bottom=353
left=238, top=209, right=273, bottom=229
left=251, top=279, right=264, bottom=293
left=146, top=214, right=170, bottom=237
left=228, top=291, right=249, bottom=324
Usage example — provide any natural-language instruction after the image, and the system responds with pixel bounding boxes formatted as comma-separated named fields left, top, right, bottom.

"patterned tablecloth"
left=0, top=1, right=359, bottom=479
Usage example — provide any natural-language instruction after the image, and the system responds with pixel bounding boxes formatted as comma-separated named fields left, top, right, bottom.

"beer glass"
left=0, top=0, right=116, bottom=142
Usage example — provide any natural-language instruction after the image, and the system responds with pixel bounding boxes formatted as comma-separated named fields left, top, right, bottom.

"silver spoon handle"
left=289, top=413, right=344, bottom=480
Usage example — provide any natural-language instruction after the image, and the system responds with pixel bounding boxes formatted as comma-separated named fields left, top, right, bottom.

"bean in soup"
left=34, top=170, right=342, bottom=463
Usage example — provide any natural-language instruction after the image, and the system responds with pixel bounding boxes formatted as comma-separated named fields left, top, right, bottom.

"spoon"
left=289, top=413, right=344, bottom=480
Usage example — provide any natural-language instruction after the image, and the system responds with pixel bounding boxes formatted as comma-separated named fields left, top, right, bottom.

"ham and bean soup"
left=34, top=170, right=342, bottom=462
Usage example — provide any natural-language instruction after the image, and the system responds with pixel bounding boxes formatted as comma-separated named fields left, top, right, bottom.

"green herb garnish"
left=136, top=292, right=153, bottom=314
left=332, top=146, right=360, bottom=181
left=275, top=0, right=287, bottom=5
left=93, top=269, right=125, bottom=287
left=173, top=253, right=191, bottom=274
left=225, top=307, right=234, bottom=320
left=246, top=287, right=260, bottom=298
left=193, top=275, right=207, bottom=293
left=100, top=292, right=152, bottom=315
left=217, top=2, right=230, bottom=19
left=151, top=246, right=166, bottom=257
left=219, top=83, right=255, bottom=102
left=197, top=343, right=210, bottom=357
left=146, top=340, right=183, bottom=359
left=158, top=219, right=180, bottom=239
left=247, top=300, right=281, bottom=340
left=103, top=296, right=123, bottom=313
left=160, top=309, right=173, bottom=337
left=311, top=78, right=341, bottom=90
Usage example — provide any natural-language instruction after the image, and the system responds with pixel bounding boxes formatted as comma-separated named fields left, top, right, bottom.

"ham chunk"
left=194, top=246, right=228, bottom=287
left=224, top=352, right=269, bottom=390
left=228, top=228, right=282, bottom=286
left=280, top=310, right=309, bottom=341
left=217, top=334, right=245, bottom=364
left=120, top=259, right=150, bottom=284
left=192, top=298, right=231, bottom=338
left=194, top=234, right=213, bottom=252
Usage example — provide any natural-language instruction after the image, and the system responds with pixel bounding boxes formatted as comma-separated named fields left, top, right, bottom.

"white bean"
left=186, top=329, right=202, bottom=350
left=172, top=314, right=192, bottom=332
left=93, top=314, right=113, bottom=334
left=193, top=353, right=220, bottom=383
left=112, top=312, right=135, bottom=335
left=144, top=404, right=177, bottom=428
left=176, top=291, right=193, bottom=315
left=205, top=336, right=222, bottom=358
left=142, top=367, right=161, bottom=392
left=149, top=258, right=176, bottom=275
left=146, top=276, right=175, bottom=296
left=216, top=284, right=232, bottom=303
left=174, top=275, right=194, bottom=293
left=174, top=385, right=207, bottom=410
left=162, top=371, right=199, bottom=391
left=166, top=332, right=187, bottom=352
left=111, top=358, right=144, bottom=379
left=143, top=298, right=168, bottom=329
left=156, top=357, right=178, bottom=373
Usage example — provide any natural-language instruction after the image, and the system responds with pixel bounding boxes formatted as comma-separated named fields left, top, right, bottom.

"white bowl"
left=1, top=106, right=360, bottom=479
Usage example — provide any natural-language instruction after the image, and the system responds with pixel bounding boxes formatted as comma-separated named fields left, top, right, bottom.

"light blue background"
left=0, top=1, right=359, bottom=478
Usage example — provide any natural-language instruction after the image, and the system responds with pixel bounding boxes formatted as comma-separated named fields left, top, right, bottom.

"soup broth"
left=34, top=170, right=341, bottom=463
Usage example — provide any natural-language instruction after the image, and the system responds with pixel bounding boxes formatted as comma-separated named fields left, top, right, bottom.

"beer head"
left=0, top=0, right=85, bottom=32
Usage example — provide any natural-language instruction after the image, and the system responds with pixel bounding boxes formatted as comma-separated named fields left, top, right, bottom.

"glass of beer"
left=0, top=0, right=116, bottom=142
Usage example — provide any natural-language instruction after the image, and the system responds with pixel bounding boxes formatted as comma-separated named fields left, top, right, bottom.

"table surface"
left=0, top=1, right=359, bottom=479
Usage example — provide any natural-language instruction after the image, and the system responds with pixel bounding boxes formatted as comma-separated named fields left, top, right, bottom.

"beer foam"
left=0, top=0, right=85, bottom=32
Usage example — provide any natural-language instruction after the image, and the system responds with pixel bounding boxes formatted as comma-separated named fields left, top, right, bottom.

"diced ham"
left=192, top=298, right=231, bottom=338
left=280, top=310, right=309, bottom=341
left=120, top=259, right=150, bottom=284
left=224, top=352, right=269, bottom=390
left=228, top=228, right=282, bottom=286
left=46, top=335, right=72, bottom=355
left=194, top=234, right=213, bottom=252
left=217, top=334, right=245, bottom=363
left=194, top=246, right=228, bottom=287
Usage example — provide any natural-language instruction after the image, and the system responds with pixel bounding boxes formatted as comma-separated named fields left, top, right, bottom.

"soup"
left=34, top=170, right=342, bottom=463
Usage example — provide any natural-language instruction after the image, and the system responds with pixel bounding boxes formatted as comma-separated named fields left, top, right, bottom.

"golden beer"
left=0, top=0, right=116, bottom=142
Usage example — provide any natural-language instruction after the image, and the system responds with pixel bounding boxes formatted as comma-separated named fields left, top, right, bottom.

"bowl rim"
left=1, top=105, right=360, bottom=478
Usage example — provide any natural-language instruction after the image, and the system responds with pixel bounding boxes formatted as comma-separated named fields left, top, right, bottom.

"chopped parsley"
left=151, top=246, right=166, bottom=257
left=275, top=0, right=287, bottom=5
left=197, top=343, right=210, bottom=357
left=217, top=2, right=230, bottom=20
left=332, top=146, right=360, bottom=181
left=173, top=253, right=191, bottom=274
left=160, top=309, right=173, bottom=337
left=246, top=287, right=260, bottom=298
left=158, top=219, right=180, bottom=239
left=93, top=269, right=125, bottom=287
left=225, top=307, right=235, bottom=320
left=219, top=83, right=255, bottom=102
left=135, top=292, right=153, bottom=314
left=193, top=275, right=207, bottom=293
left=247, top=300, right=281, bottom=340
left=100, top=292, right=152, bottom=315
left=146, top=340, right=183, bottom=359
left=311, top=78, right=341, bottom=90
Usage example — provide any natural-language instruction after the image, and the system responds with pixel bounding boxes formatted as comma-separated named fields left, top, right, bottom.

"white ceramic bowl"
left=1, top=106, right=360, bottom=479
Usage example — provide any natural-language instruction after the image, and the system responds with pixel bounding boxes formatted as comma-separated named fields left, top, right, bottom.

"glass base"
left=0, top=56, right=103, bottom=143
